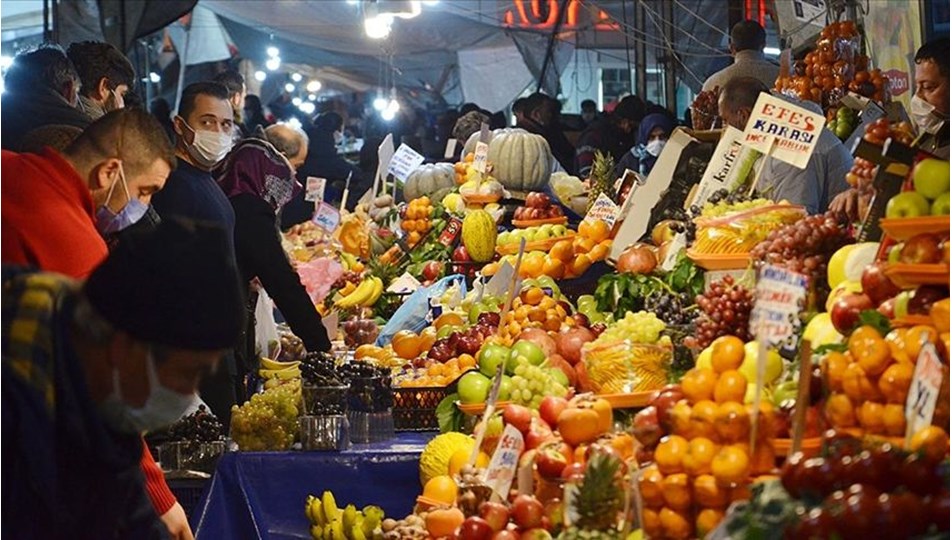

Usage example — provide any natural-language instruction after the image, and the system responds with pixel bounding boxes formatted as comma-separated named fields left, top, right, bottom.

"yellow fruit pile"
left=401, top=197, right=435, bottom=246
left=499, top=287, right=569, bottom=341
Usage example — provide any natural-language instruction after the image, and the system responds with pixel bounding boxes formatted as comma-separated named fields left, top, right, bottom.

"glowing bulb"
left=254, top=70, right=266, bottom=82
left=0, top=56, right=13, bottom=69
left=308, top=94, right=317, bottom=101
left=764, top=47, right=781, bottom=56
left=292, top=97, right=302, bottom=106
left=364, top=14, right=393, bottom=39
left=149, top=72, right=161, bottom=83
left=381, top=108, right=396, bottom=121
left=386, top=99, right=400, bottom=114
left=299, top=102, right=316, bottom=115
left=267, top=46, right=280, bottom=58
left=373, top=96, right=388, bottom=111
left=306, top=80, right=322, bottom=93
left=291, top=73, right=303, bottom=82
left=285, top=83, right=295, bottom=92
left=285, top=117, right=303, bottom=130
left=266, top=57, right=281, bottom=71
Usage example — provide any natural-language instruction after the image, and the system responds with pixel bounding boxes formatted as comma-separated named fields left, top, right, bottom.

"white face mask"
left=910, top=94, right=947, bottom=135
left=98, top=350, right=200, bottom=435
left=646, top=139, right=666, bottom=157
left=333, top=131, right=344, bottom=145
left=178, top=116, right=234, bottom=168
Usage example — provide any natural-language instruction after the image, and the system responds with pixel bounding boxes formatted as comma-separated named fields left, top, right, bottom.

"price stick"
left=749, top=337, right=768, bottom=454
left=496, top=238, right=528, bottom=336
left=905, top=333, right=945, bottom=446
left=470, top=362, right=505, bottom=466
left=746, top=141, right=774, bottom=198
left=790, top=339, right=813, bottom=456
left=339, top=171, right=352, bottom=211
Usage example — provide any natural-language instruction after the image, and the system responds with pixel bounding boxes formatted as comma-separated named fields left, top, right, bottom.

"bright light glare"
left=285, top=117, right=303, bottom=130
left=292, top=97, right=302, bottom=106
left=381, top=108, right=396, bottom=121
left=267, top=46, right=280, bottom=58
left=306, top=80, right=322, bottom=93
left=764, top=47, right=781, bottom=56
left=346, top=0, right=358, bottom=4
left=291, top=72, right=302, bottom=82
left=299, top=101, right=316, bottom=115
left=1, top=56, right=14, bottom=69
left=422, top=0, right=439, bottom=4
left=308, top=94, right=317, bottom=101
left=266, top=57, right=281, bottom=71
left=149, top=72, right=161, bottom=83
left=285, top=83, right=295, bottom=92
left=254, top=70, right=266, bottom=82
left=386, top=99, right=400, bottom=114
left=373, top=96, right=388, bottom=111
left=364, top=14, right=393, bottom=39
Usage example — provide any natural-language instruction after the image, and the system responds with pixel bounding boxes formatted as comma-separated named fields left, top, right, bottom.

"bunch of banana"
left=306, top=491, right=385, bottom=540
left=259, top=357, right=301, bottom=382
left=334, top=276, right=383, bottom=309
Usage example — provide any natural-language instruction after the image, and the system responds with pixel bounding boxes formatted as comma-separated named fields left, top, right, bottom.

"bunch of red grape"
left=694, top=275, right=752, bottom=348
left=862, top=118, right=915, bottom=146
left=750, top=212, right=851, bottom=285
left=690, top=87, right=720, bottom=130
left=845, top=157, right=876, bottom=191
left=332, top=270, right=363, bottom=290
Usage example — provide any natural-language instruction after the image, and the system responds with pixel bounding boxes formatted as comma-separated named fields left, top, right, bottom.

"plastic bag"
left=296, top=257, right=344, bottom=305
left=254, top=289, right=280, bottom=358
left=376, top=274, right=467, bottom=346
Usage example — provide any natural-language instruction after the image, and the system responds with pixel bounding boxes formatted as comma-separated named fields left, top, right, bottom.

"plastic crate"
left=166, top=477, right=210, bottom=520
left=392, top=386, right=448, bottom=431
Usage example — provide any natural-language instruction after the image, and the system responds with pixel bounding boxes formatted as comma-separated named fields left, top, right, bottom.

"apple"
left=908, top=285, right=948, bottom=315
left=479, top=502, right=510, bottom=532
left=423, top=260, right=444, bottom=281
left=479, top=344, right=511, bottom=377
left=457, top=334, right=482, bottom=356
left=520, top=529, right=553, bottom=540
left=502, top=404, right=533, bottom=434
left=511, top=495, right=545, bottom=530
left=888, top=244, right=903, bottom=263
left=538, top=396, right=568, bottom=428
left=878, top=297, right=897, bottom=318
left=454, top=245, right=472, bottom=262
left=561, top=461, right=585, bottom=481
left=651, top=219, right=677, bottom=246
left=900, top=233, right=941, bottom=264
left=894, top=290, right=912, bottom=318
left=548, top=355, right=577, bottom=388
left=912, top=158, right=951, bottom=199
left=534, top=440, right=572, bottom=478
left=830, top=292, right=873, bottom=334
left=517, top=328, right=557, bottom=358
left=886, top=191, right=931, bottom=218
left=511, top=340, right=546, bottom=365
left=497, top=375, right=513, bottom=401
left=932, top=193, right=951, bottom=215
left=458, top=517, right=495, bottom=540
left=524, top=418, right=554, bottom=450
left=632, top=405, right=663, bottom=447
left=459, top=371, right=492, bottom=404
left=861, top=261, right=902, bottom=305
left=492, top=531, right=519, bottom=540
left=650, top=385, right=685, bottom=433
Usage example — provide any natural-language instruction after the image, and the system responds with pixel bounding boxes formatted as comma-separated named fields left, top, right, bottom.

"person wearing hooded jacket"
left=612, top=112, right=676, bottom=179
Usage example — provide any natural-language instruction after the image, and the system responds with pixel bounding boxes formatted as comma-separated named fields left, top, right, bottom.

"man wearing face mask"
left=151, top=82, right=236, bottom=250
left=911, top=37, right=949, bottom=159
left=2, top=217, right=245, bottom=540
left=66, top=41, right=135, bottom=121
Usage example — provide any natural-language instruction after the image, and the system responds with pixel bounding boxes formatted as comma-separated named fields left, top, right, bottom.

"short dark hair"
left=720, top=76, right=768, bottom=111
left=512, top=97, right=529, bottom=114
left=178, top=82, right=231, bottom=121
left=4, top=44, right=78, bottom=95
left=581, top=99, right=597, bottom=111
left=523, top=93, right=552, bottom=116
left=212, top=69, right=245, bottom=98
left=314, top=111, right=343, bottom=133
left=915, top=37, right=949, bottom=77
left=65, top=108, right=176, bottom=177
left=459, top=102, right=481, bottom=115
left=613, top=95, right=646, bottom=122
left=66, top=41, right=135, bottom=96
left=730, top=20, right=766, bottom=52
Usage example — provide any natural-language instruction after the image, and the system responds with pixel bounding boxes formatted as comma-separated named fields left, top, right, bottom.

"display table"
left=192, top=432, right=434, bottom=540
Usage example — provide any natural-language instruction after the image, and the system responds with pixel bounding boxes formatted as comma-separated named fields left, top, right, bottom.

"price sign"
left=473, top=141, right=490, bottom=173
left=312, top=201, right=341, bottom=233
left=387, top=143, right=425, bottom=183
left=691, top=126, right=745, bottom=207
left=444, top=138, right=458, bottom=159
left=583, top=193, right=620, bottom=229
left=749, top=264, right=809, bottom=350
left=741, top=93, right=826, bottom=169
left=373, top=134, right=395, bottom=196
left=483, top=425, right=524, bottom=500
left=905, top=343, right=944, bottom=441
left=305, top=176, right=326, bottom=203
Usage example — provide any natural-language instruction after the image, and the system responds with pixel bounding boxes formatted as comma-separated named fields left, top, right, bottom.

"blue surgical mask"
left=98, top=349, right=200, bottom=435
left=95, top=161, right=148, bottom=235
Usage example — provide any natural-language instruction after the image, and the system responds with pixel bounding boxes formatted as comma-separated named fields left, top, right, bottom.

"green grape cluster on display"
left=230, top=379, right=302, bottom=451
left=511, top=363, right=568, bottom=409
left=699, top=198, right=772, bottom=218
left=594, top=311, right=667, bottom=346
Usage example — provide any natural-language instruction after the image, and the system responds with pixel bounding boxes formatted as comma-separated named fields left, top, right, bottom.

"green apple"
left=887, top=244, right=903, bottom=264
left=539, top=224, right=554, bottom=237
left=913, top=158, right=951, bottom=199
left=885, top=191, right=930, bottom=218
left=511, top=340, right=546, bottom=365
left=478, top=343, right=511, bottom=377
left=532, top=228, right=548, bottom=242
left=931, top=192, right=950, bottom=215
left=497, top=231, right=512, bottom=245
left=739, top=341, right=783, bottom=384
left=458, top=371, right=491, bottom=404
left=548, top=367, right=569, bottom=386
left=893, top=290, right=911, bottom=318
left=437, top=324, right=463, bottom=339
left=497, top=375, right=513, bottom=400
left=552, top=225, right=567, bottom=236
left=505, top=353, right=528, bottom=375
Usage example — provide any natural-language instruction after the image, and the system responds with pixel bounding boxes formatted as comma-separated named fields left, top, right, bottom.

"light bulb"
left=381, top=108, right=396, bottom=121
left=292, top=97, right=302, bottom=106
left=291, top=73, right=302, bottom=82
left=306, top=80, right=322, bottom=93
left=266, top=57, right=281, bottom=71
left=386, top=99, right=400, bottom=113
left=364, top=14, right=393, bottom=39
left=299, top=102, right=316, bottom=115
left=149, top=72, right=161, bottom=83
left=285, top=83, right=295, bottom=92
left=308, top=94, right=317, bottom=101
left=267, top=46, right=280, bottom=58
left=285, top=117, right=303, bottom=129
left=254, top=70, right=266, bottom=82
left=373, top=96, right=388, bottom=111
left=0, top=56, right=13, bottom=69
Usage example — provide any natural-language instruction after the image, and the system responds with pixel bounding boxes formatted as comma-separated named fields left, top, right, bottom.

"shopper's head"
left=21, top=124, right=83, bottom=154
left=66, top=41, right=134, bottom=113
left=149, top=97, right=172, bottom=122
left=174, top=82, right=234, bottom=169
left=64, top=109, right=175, bottom=226
left=914, top=37, right=950, bottom=117
left=265, top=123, right=309, bottom=170
left=613, top=95, right=646, bottom=134
left=581, top=99, right=598, bottom=123
left=244, top=94, right=265, bottom=119
left=4, top=44, right=80, bottom=105
left=718, top=76, right=768, bottom=131
left=314, top=111, right=344, bottom=136
left=730, top=20, right=766, bottom=54
left=524, top=93, right=556, bottom=127
left=78, top=217, right=244, bottom=434
left=212, top=69, right=247, bottom=111
left=512, top=97, right=529, bottom=124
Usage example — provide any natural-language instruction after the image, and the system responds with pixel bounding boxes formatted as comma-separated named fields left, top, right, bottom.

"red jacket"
left=0, top=148, right=177, bottom=515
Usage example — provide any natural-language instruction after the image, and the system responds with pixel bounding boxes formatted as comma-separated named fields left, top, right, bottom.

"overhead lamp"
left=266, top=57, right=281, bottom=71
left=373, top=96, right=388, bottom=111
left=308, top=93, right=318, bottom=101
left=364, top=14, right=393, bottom=39
left=149, top=72, right=161, bottom=83
left=764, top=47, right=781, bottom=56
left=0, top=56, right=14, bottom=69
left=422, top=0, right=439, bottom=5
left=381, top=108, right=396, bottom=121
left=306, top=80, right=322, bottom=93
left=285, top=83, right=295, bottom=92
left=254, top=70, right=267, bottom=82
left=291, top=72, right=303, bottom=82
left=384, top=1, right=422, bottom=19
left=346, top=0, right=358, bottom=4
left=267, top=46, right=280, bottom=58
left=299, top=101, right=316, bottom=115
left=292, top=97, right=302, bottom=106
left=386, top=98, right=400, bottom=114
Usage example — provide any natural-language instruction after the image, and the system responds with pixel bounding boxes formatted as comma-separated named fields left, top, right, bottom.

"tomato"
left=788, top=507, right=837, bottom=540
left=840, top=488, right=880, bottom=540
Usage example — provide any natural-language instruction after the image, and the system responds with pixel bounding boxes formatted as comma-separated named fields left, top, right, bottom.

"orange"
left=849, top=325, right=890, bottom=377
left=690, top=400, right=719, bottom=439
left=427, top=363, right=444, bottom=377
left=748, top=401, right=778, bottom=441
left=696, top=508, right=725, bottom=538
left=549, top=240, right=575, bottom=262
left=904, top=325, right=939, bottom=360
left=520, top=287, right=545, bottom=306
left=578, top=220, right=593, bottom=238
left=692, top=474, right=729, bottom=508
left=681, top=367, right=717, bottom=404
left=418, top=327, right=437, bottom=352
left=354, top=344, right=382, bottom=360
left=541, top=257, right=566, bottom=279
left=883, top=403, right=906, bottom=436
left=519, top=251, right=546, bottom=279
left=425, top=507, right=465, bottom=538
left=878, top=362, right=913, bottom=404
left=588, top=240, right=610, bottom=262
left=711, top=445, right=750, bottom=487
left=569, top=253, right=593, bottom=276
left=683, top=437, right=720, bottom=476
left=842, top=362, right=883, bottom=402
left=714, top=370, right=748, bottom=403
left=655, top=435, right=689, bottom=474
left=585, top=220, right=611, bottom=242
left=481, top=261, right=500, bottom=277
left=422, top=475, right=458, bottom=504
left=447, top=449, right=489, bottom=477
left=857, top=401, right=886, bottom=434
left=573, top=236, right=595, bottom=254
left=909, top=426, right=951, bottom=462
left=642, top=507, right=663, bottom=538
left=714, top=401, right=750, bottom=443
left=822, top=351, right=850, bottom=392
left=658, top=507, right=692, bottom=540
left=824, top=392, right=856, bottom=428
left=434, top=312, right=464, bottom=330
left=408, top=231, right=422, bottom=245
left=661, top=473, right=692, bottom=510
left=539, top=295, right=557, bottom=310
left=392, top=330, right=422, bottom=359
left=711, top=335, right=746, bottom=373
left=885, top=329, right=911, bottom=364
left=669, top=400, right=695, bottom=438
left=458, top=354, right=477, bottom=369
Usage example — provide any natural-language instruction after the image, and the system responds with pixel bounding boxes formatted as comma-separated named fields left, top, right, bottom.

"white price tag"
left=741, top=93, right=826, bottom=169
left=482, top=425, right=524, bottom=500
left=905, top=343, right=944, bottom=441
left=305, top=176, right=326, bottom=203
left=312, top=201, right=341, bottom=233
left=386, top=143, right=425, bottom=183
left=473, top=141, right=489, bottom=174
left=583, top=193, right=620, bottom=229
left=749, top=264, right=809, bottom=350
left=444, top=138, right=458, bottom=159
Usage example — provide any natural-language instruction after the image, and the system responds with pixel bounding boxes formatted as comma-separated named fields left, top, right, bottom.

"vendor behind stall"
left=912, top=37, right=949, bottom=159
left=718, top=77, right=851, bottom=214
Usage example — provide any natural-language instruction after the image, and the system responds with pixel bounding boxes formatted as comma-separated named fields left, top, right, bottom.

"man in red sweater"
left=1, top=109, right=193, bottom=538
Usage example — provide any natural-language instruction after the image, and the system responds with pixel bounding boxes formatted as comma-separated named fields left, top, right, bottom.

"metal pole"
left=634, top=1, right=647, bottom=98
left=661, top=0, right=677, bottom=112
left=174, top=25, right=191, bottom=113
left=51, top=0, right=59, bottom=44
left=536, top=0, right=571, bottom=94
left=42, top=0, right=50, bottom=42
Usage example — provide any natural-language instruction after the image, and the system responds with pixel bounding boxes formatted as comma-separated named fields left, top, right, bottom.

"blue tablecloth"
left=191, top=432, right=435, bottom=540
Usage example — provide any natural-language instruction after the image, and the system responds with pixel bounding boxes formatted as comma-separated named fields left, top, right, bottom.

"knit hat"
left=613, top=95, right=647, bottom=122
left=83, top=217, right=246, bottom=350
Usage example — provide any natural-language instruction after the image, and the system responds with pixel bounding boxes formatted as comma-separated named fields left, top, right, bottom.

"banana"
left=361, top=506, right=383, bottom=537
left=328, top=519, right=346, bottom=540
left=261, top=357, right=301, bottom=371
left=259, top=366, right=301, bottom=380
left=309, top=524, right=323, bottom=540
left=334, top=278, right=375, bottom=309
left=359, top=277, right=384, bottom=307
left=349, top=524, right=368, bottom=540
left=342, top=504, right=359, bottom=530
left=322, top=491, right=340, bottom=523
left=339, top=252, right=358, bottom=270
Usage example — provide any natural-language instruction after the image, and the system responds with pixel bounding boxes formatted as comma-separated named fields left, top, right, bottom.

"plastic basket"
left=392, top=386, right=449, bottom=431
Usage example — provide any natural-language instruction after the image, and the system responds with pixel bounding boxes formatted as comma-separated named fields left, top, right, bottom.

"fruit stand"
left=162, top=17, right=951, bottom=540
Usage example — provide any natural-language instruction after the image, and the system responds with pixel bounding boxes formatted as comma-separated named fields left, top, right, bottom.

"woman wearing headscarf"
left=613, top=112, right=676, bottom=179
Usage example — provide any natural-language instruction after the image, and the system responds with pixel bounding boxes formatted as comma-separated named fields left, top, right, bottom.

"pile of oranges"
left=499, top=286, right=570, bottom=341
left=401, top=196, right=435, bottom=246
left=482, top=219, right=613, bottom=280
left=640, top=335, right=777, bottom=540
left=399, top=355, right=476, bottom=388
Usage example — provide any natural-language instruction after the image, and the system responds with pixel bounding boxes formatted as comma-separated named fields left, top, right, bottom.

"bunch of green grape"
left=596, top=311, right=666, bottom=345
left=511, top=363, right=568, bottom=409
left=230, top=380, right=301, bottom=451
left=699, top=197, right=772, bottom=218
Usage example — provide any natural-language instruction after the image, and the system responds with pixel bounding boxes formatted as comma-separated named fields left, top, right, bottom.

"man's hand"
left=160, top=502, right=194, bottom=540
left=829, top=189, right=861, bottom=222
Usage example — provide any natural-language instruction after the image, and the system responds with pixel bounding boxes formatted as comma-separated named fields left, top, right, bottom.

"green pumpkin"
left=403, top=163, right=456, bottom=202
left=463, top=128, right=553, bottom=192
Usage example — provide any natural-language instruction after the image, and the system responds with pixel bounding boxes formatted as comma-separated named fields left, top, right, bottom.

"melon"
left=803, top=312, right=843, bottom=348
left=827, top=242, right=878, bottom=289
left=419, top=432, right=475, bottom=485
left=462, top=128, right=553, bottom=192
left=404, top=163, right=456, bottom=202
left=461, top=210, right=497, bottom=263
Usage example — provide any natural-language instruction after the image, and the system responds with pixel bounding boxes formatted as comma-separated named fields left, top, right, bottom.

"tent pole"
left=174, top=23, right=191, bottom=113
left=536, top=0, right=571, bottom=94
left=662, top=0, right=677, bottom=112
left=634, top=1, right=647, bottom=98
left=42, top=0, right=51, bottom=42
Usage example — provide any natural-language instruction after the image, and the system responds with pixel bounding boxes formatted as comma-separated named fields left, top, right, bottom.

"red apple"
left=492, top=531, right=520, bottom=540
left=861, top=262, right=901, bottom=305
left=538, top=396, right=569, bottom=428
left=908, top=285, right=948, bottom=315
left=632, top=405, right=663, bottom=447
left=900, top=233, right=941, bottom=264
left=549, top=357, right=577, bottom=389
left=454, top=245, right=472, bottom=262
left=502, top=404, right=533, bottom=434
left=524, top=418, right=555, bottom=450
left=556, top=327, right=596, bottom=365
left=616, top=243, right=657, bottom=274
left=878, top=297, right=897, bottom=318
left=479, top=502, right=510, bottom=533
left=517, top=328, right=557, bottom=358
left=561, top=461, right=585, bottom=481
left=650, top=385, right=685, bottom=433
left=534, top=440, right=573, bottom=479
left=458, top=516, right=495, bottom=540
left=511, top=495, right=545, bottom=530
left=830, top=293, right=874, bottom=335
left=422, top=260, right=444, bottom=281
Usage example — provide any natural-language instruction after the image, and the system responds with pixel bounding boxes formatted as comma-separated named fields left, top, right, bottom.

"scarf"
left=214, top=137, right=302, bottom=211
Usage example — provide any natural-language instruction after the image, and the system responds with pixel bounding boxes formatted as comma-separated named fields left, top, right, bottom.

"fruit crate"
left=392, top=386, right=449, bottom=431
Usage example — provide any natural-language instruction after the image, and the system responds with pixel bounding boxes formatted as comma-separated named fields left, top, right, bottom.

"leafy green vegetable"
left=664, top=253, right=705, bottom=299
left=813, top=342, right=848, bottom=355
left=436, top=393, right=465, bottom=433
left=858, top=309, right=891, bottom=337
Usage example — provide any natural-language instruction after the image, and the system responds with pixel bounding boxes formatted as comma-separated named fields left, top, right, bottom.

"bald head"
left=264, top=123, right=308, bottom=170
left=718, top=76, right=769, bottom=130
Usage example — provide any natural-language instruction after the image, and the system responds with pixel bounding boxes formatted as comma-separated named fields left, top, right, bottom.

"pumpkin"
left=403, top=163, right=456, bottom=202
left=463, top=128, right=553, bottom=192
left=461, top=209, right=497, bottom=263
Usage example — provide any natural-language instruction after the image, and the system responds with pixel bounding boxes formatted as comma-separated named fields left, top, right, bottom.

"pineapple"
left=558, top=453, right=625, bottom=539
left=587, top=150, right=615, bottom=212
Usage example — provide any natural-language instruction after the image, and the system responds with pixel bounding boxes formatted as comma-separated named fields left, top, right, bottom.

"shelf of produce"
left=884, top=263, right=950, bottom=288
left=191, top=432, right=434, bottom=539
left=512, top=216, right=568, bottom=228
left=880, top=216, right=951, bottom=241
left=456, top=400, right=513, bottom=416
left=461, top=194, right=502, bottom=205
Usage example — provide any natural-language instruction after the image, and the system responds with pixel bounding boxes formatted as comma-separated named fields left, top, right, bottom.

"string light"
left=267, top=46, right=280, bottom=58
left=284, top=83, right=295, bottom=92
left=306, top=80, right=322, bottom=93
left=266, top=57, right=281, bottom=71
left=254, top=70, right=266, bottom=82
left=291, top=73, right=303, bottom=82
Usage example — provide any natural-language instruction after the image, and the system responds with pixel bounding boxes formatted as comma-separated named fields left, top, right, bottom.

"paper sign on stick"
left=305, top=177, right=326, bottom=203
left=741, top=93, right=826, bottom=169
left=906, top=343, right=944, bottom=442
left=749, top=264, right=809, bottom=350
left=373, top=134, right=395, bottom=196
left=483, top=425, right=524, bottom=500
left=312, top=201, right=341, bottom=233
left=691, top=126, right=745, bottom=207
left=387, top=143, right=425, bottom=182
left=584, top=193, right=621, bottom=229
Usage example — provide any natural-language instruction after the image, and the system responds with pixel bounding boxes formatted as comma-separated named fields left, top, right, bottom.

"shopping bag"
left=254, top=288, right=280, bottom=359
left=376, top=274, right=467, bottom=346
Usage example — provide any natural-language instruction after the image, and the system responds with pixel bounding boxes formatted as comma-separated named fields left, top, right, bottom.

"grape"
left=644, top=290, right=698, bottom=326
left=230, top=379, right=301, bottom=451
left=594, top=311, right=667, bottom=345
left=693, top=275, right=753, bottom=349
left=168, top=404, right=223, bottom=443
